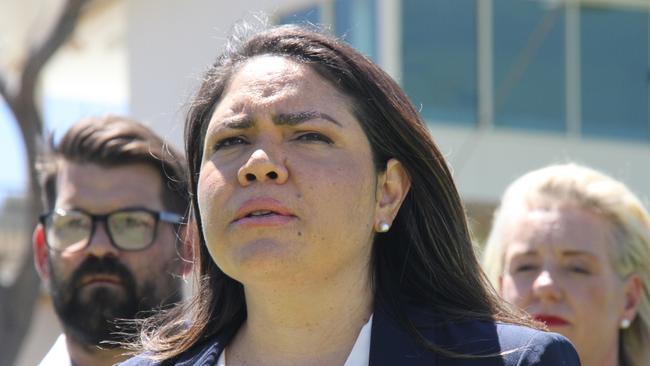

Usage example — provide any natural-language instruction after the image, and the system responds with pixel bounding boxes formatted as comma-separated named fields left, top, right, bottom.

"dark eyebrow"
left=221, top=116, right=254, bottom=130
left=215, top=111, right=341, bottom=132
left=274, top=111, right=342, bottom=127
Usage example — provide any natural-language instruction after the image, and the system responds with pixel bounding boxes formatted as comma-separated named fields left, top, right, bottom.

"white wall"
left=125, top=0, right=321, bottom=149
left=15, top=296, right=62, bottom=366
left=430, top=124, right=650, bottom=204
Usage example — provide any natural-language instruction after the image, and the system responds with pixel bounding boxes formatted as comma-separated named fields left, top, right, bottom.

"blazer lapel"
left=369, top=302, right=437, bottom=366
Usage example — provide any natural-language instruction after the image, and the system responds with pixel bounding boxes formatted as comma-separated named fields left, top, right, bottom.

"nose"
left=237, top=148, right=289, bottom=186
left=532, top=270, right=562, bottom=302
left=85, top=221, right=119, bottom=257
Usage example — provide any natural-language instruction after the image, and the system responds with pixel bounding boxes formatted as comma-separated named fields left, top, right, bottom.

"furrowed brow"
left=274, top=111, right=342, bottom=127
left=222, top=116, right=254, bottom=129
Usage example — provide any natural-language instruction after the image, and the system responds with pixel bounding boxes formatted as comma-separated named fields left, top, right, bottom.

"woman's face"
left=197, top=55, right=382, bottom=287
left=499, top=206, right=636, bottom=365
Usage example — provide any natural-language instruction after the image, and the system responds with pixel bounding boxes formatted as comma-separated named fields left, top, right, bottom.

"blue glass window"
left=334, top=0, right=377, bottom=60
left=493, top=0, right=565, bottom=132
left=581, top=8, right=649, bottom=140
left=402, top=0, right=477, bottom=125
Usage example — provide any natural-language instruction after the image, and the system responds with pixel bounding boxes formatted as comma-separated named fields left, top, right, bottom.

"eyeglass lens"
left=45, top=210, right=158, bottom=251
left=46, top=211, right=92, bottom=252
left=108, top=211, right=156, bottom=249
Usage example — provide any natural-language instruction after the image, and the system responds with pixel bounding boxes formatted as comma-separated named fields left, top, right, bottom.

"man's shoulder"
left=117, top=337, right=223, bottom=366
left=117, top=353, right=159, bottom=366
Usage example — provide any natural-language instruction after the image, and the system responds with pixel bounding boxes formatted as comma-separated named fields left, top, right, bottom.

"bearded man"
left=33, top=115, right=190, bottom=366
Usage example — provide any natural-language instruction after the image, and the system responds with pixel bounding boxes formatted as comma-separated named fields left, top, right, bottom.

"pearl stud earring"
left=620, top=318, right=631, bottom=329
left=377, top=222, right=390, bottom=233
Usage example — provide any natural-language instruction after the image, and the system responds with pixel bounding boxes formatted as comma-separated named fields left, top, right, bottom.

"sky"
left=0, top=101, right=26, bottom=200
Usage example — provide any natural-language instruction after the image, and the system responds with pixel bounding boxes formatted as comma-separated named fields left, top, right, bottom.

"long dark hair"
left=137, top=23, right=535, bottom=360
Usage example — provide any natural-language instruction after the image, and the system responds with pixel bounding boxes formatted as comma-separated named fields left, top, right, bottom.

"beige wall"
left=125, top=0, right=323, bottom=149
left=15, top=295, right=62, bottom=366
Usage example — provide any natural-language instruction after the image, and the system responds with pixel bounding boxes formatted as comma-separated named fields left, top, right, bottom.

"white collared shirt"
left=38, top=334, right=72, bottom=366
left=217, top=315, right=373, bottom=366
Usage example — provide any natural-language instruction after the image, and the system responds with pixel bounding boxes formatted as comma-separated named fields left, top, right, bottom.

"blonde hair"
left=482, top=163, right=650, bottom=366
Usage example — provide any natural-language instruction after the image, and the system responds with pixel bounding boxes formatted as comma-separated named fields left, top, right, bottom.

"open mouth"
left=234, top=198, right=297, bottom=224
left=246, top=210, right=280, bottom=218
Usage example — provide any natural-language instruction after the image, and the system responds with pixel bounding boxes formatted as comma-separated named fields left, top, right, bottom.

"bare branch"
left=20, top=0, right=90, bottom=93
left=0, top=76, right=8, bottom=104
left=0, top=2, right=93, bottom=364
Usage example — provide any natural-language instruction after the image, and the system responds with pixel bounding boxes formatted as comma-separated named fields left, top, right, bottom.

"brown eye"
left=214, top=136, right=249, bottom=151
left=295, top=132, right=333, bottom=144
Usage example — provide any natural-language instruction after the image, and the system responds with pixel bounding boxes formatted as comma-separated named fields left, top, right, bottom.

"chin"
left=218, top=239, right=304, bottom=279
left=79, top=284, right=127, bottom=303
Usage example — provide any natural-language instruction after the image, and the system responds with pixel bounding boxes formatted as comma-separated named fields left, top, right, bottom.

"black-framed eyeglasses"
left=39, top=207, right=184, bottom=252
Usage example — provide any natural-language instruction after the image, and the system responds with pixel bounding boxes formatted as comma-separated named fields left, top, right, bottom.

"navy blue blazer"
left=119, top=302, right=580, bottom=366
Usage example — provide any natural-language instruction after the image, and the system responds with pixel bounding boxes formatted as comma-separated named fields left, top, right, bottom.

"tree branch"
left=0, top=75, right=8, bottom=104
left=20, top=0, right=89, bottom=94
left=0, top=2, right=92, bottom=364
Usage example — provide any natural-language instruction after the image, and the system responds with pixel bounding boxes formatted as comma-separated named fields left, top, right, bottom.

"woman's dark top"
left=119, top=301, right=581, bottom=366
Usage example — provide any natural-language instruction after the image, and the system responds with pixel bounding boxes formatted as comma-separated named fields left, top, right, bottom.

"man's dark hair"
left=37, top=115, right=189, bottom=215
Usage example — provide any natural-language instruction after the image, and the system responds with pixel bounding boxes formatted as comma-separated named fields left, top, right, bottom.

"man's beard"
left=48, top=255, right=179, bottom=348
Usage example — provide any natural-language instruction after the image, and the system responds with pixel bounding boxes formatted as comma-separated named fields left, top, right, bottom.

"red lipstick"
left=533, top=314, right=570, bottom=327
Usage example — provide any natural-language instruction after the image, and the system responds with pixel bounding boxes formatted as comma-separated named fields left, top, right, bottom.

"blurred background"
left=1, top=0, right=649, bottom=365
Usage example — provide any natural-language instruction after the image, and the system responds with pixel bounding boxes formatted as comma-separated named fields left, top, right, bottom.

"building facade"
left=127, top=0, right=650, bottom=237
left=14, top=0, right=650, bottom=363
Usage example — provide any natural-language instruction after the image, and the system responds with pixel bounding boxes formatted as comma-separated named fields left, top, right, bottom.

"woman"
left=122, top=25, right=579, bottom=365
left=483, top=164, right=650, bottom=366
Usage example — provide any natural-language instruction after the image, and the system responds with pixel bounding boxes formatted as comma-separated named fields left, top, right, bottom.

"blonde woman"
left=483, top=163, right=650, bottom=366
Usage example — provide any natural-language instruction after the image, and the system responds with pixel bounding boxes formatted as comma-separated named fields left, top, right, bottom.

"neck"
left=65, top=335, right=127, bottom=366
left=587, top=339, right=619, bottom=366
left=227, top=262, right=373, bottom=366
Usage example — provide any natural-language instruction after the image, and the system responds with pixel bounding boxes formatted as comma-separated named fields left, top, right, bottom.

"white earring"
left=377, top=222, right=390, bottom=233
left=620, top=318, right=631, bottom=329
